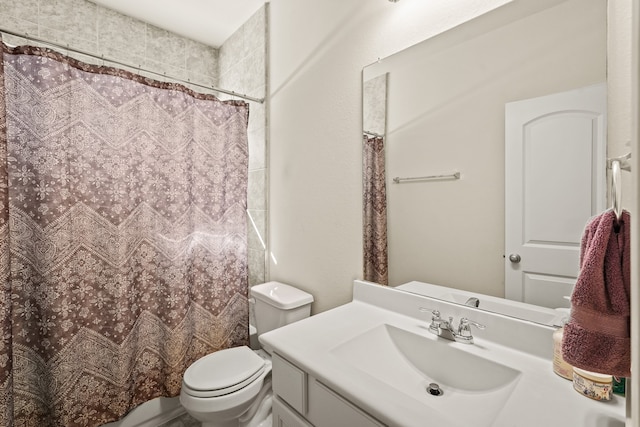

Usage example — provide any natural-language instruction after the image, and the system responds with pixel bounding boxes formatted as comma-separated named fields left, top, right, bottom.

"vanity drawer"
left=272, top=353, right=307, bottom=415
left=307, top=378, right=386, bottom=427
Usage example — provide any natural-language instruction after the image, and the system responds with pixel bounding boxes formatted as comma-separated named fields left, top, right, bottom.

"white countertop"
left=260, top=281, right=625, bottom=427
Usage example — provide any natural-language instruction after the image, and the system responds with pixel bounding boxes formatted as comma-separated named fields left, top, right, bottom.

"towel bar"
left=392, top=172, right=460, bottom=184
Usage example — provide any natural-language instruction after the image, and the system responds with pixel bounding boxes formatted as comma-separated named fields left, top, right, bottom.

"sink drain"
left=426, top=383, right=443, bottom=396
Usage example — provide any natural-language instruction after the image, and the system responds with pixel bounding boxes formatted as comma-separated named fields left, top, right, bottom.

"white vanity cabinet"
left=272, top=353, right=386, bottom=427
left=261, top=281, right=627, bottom=427
left=273, top=397, right=312, bottom=427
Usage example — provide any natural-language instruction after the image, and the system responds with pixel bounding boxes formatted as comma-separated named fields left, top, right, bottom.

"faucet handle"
left=457, top=318, right=486, bottom=339
left=419, top=307, right=442, bottom=331
left=461, top=318, right=486, bottom=329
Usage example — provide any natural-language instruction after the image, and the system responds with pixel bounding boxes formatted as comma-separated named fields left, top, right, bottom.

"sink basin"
left=331, top=324, right=522, bottom=427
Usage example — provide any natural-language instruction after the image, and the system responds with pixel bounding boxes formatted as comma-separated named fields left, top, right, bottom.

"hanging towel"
left=562, top=209, right=631, bottom=377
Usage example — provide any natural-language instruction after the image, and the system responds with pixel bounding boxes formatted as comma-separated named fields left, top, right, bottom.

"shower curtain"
left=0, top=41, right=250, bottom=426
left=362, top=135, right=388, bottom=285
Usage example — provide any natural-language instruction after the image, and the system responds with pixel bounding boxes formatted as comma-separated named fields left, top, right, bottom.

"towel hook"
left=607, top=152, right=631, bottom=172
left=611, top=159, right=622, bottom=222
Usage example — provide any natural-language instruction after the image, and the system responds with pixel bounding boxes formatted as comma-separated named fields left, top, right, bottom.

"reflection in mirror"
left=363, top=73, right=389, bottom=285
left=363, top=74, right=388, bottom=138
left=397, top=281, right=568, bottom=327
left=361, top=0, right=607, bottom=322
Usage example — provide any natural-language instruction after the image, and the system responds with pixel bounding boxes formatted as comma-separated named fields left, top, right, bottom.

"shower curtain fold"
left=0, top=41, right=250, bottom=427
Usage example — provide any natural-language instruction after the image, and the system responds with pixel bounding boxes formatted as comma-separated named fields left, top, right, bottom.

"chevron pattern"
left=363, top=135, right=388, bottom=285
left=0, top=44, right=250, bottom=427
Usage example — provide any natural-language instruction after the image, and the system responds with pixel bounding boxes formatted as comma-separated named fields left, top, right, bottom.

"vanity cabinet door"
left=307, top=378, right=386, bottom=427
left=273, top=396, right=313, bottom=427
left=272, top=353, right=307, bottom=415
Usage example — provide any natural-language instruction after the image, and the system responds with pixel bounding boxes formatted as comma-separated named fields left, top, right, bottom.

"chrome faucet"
left=464, top=297, right=480, bottom=308
left=419, top=308, right=486, bottom=344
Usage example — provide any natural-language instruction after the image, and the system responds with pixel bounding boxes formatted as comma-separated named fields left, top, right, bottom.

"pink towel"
left=562, top=209, right=631, bottom=377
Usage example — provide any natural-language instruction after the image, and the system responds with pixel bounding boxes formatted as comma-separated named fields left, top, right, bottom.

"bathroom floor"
left=158, top=413, right=200, bottom=427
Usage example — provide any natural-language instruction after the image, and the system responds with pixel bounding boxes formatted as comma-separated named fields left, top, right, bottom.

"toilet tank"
left=250, top=282, right=313, bottom=337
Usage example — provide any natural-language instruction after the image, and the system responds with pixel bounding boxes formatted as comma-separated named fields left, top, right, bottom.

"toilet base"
left=199, top=404, right=272, bottom=427
left=182, top=364, right=273, bottom=427
left=238, top=392, right=272, bottom=427
left=196, top=392, right=272, bottom=427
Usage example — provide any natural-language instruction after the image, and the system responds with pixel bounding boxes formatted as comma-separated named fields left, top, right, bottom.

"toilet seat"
left=183, top=346, right=266, bottom=398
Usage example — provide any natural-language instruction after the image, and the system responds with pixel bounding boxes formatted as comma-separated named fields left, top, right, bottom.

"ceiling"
left=90, top=0, right=266, bottom=47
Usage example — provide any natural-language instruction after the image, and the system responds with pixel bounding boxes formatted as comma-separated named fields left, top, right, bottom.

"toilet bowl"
left=180, top=282, right=313, bottom=427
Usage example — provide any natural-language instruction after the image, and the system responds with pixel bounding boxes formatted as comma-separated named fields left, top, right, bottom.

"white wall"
left=268, top=0, right=511, bottom=313
left=608, top=0, right=634, bottom=209
left=630, top=1, right=639, bottom=423
left=608, top=1, right=638, bottom=424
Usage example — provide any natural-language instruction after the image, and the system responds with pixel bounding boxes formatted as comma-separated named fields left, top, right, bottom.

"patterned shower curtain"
left=362, top=135, right=388, bottom=285
left=0, top=42, right=250, bottom=426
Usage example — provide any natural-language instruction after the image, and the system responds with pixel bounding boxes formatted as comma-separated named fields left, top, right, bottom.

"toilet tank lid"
left=250, top=281, right=314, bottom=309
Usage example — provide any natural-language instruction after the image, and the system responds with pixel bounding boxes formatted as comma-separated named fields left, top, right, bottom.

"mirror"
left=363, top=73, right=389, bottom=285
left=362, top=0, right=607, bottom=324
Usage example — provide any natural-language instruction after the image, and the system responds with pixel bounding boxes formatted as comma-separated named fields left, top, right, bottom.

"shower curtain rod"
left=364, top=130, right=384, bottom=138
left=0, top=27, right=265, bottom=104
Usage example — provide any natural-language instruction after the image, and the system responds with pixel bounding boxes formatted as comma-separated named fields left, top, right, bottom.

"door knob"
left=509, top=253, right=521, bottom=263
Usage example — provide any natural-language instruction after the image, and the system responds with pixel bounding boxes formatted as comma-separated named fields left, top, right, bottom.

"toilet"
left=180, top=282, right=313, bottom=427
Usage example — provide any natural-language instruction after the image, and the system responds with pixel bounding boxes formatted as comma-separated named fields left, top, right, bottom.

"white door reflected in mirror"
left=504, top=83, right=607, bottom=309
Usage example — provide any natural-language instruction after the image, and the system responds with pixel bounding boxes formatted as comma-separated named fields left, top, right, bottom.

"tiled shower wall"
left=219, top=7, right=268, bottom=287
left=0, top=0, right=268, bottom=286
left=0, top=0, right=220, bottom=87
